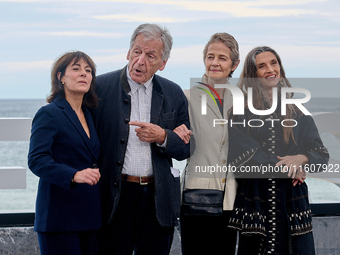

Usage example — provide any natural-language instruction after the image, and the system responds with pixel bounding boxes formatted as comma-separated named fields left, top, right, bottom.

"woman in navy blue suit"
left=28, top=51, right=101, bottom=255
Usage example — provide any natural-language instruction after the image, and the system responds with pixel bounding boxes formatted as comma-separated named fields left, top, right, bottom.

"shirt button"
left=222, top=160, right=226, bottom=164
left=222, top=178, right=226, bottom=183
left=222, top=140, right=226, bottom=145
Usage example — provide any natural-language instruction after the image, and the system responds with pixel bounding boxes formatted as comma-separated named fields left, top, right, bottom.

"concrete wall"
left=313, top=217, right=340, bottom=255
left=0, top=217, right=339, bottom=255
left=0, top=227, right=39, bottom=255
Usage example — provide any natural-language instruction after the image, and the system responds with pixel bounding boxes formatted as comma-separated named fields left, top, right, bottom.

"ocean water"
left=1, top=98, right=340, bottom=211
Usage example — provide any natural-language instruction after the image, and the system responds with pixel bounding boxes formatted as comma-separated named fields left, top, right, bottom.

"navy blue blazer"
left=91, top=66, right=190, bottom=227
left=28, top=97, right=101, bottom=232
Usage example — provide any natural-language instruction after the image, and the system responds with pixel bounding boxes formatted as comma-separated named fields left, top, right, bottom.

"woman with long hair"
left=228, top=46, right=329, bottom=255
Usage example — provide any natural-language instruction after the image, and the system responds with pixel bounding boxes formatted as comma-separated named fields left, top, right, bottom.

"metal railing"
left=0, top=116, right=340, bottom=228
left=0, top=118, right=31, bottom=190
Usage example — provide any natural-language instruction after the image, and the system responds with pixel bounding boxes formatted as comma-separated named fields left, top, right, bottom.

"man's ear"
left=158, top=59, right=168, bottom=71
left=126, top=50, right=130, bottom=61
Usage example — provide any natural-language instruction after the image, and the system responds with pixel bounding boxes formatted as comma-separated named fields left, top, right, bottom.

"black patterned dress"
left=227, top=110, right=329, bottom=255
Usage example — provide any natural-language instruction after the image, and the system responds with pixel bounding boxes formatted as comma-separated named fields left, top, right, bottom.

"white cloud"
left=92, top=53, right=128, bottom=65
left=0, top=45, right=202, bottom=74
left=0, top=60, right=53, bottom=72
left=77, top=0, right=326, bottom=17
left=92, top=14, right=192, bottom=23
left=275, top=44, right=340, bottom=63
left=0, top=0, right=329, bottom=19
left=0, top=52, right=128, bottom=73
left=2, top=43, right=339, bottom=74
left=168, top=45, right=204, bottom=64
left=173, top=1, right=317, bottom=17
left=43, top=31, right=126, bottom=38
left=0, top=0, right=42, bottom=1
left=237, top=43, right=340, bottom=75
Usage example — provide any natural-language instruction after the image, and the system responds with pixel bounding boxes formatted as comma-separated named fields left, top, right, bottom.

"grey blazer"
left=182, top=81, right=237, bottom=210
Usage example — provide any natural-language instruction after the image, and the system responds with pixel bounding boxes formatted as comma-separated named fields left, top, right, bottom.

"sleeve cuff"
left=156, top=134, right=168, bottom=148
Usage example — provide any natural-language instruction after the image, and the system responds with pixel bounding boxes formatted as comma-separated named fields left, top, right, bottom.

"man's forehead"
left=132, top=35, right=163, bottom=52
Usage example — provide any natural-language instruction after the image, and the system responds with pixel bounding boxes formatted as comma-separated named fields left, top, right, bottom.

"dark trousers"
left=98, top=181, right=174, bottom=255
left=37, top=230, right=98, bottom=255
left=180, top=210, right=237, bottom=255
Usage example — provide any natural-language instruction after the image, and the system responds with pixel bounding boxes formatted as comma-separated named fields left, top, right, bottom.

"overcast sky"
left=1, top=0, right=340, bottom=99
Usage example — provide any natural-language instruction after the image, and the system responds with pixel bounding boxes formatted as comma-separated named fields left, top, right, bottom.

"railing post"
left=0, top=118, right=32, bottom=189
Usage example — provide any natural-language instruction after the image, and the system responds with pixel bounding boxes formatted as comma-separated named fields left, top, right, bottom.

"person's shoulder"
left=96, top=69, right=123, bottom=84
left=154, top=74, right=181, bottom=91
left=33, top=101, right=57, bottom=122
left=183, top=89, right=190, bottom=100
left=183, top=85, right=205, bottom=100
left=95, top=69, right=124, bottom=96
left=294, top=110, right=312, bottom=121
left=154, top=75, right=187, bottom=102
left=39, top=100, right=57, bottom=111
left=298, top=113, right=315, bottom=124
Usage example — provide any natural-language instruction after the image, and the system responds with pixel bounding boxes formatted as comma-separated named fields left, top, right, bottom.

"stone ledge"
left=313, top=216, right=340, bottom=254
left=0, top=216, right=339, bottom=255
left=0, top=227, right=39, bottom=255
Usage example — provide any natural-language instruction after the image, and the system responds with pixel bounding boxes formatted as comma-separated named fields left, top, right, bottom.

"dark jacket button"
left=124, top=118, right=129, bottom=123
left=124, top=99, right=128, bottom=104
left=117, top=161, right=122, bottom=166
left=120, top=139, right=125, bottom=144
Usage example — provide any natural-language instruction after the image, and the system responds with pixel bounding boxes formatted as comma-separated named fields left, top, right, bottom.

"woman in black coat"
left=228, top=46, right=329, bottom=255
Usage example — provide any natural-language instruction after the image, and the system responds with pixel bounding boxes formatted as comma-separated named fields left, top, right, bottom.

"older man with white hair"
left=91, top=23, right=191, bottom=255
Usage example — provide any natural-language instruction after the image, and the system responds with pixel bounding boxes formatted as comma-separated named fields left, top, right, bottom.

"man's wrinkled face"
left=127, top=34, right=167, bottom=84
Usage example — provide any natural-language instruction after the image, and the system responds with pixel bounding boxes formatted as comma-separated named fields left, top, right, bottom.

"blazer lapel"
left=83, top=107, right=100, bottom=160
left=55, top=98, right=98, bottom=161
left=221, top=88, right=233, bottom=141
left=205, top=91, right=222, bottom=119
left=150, top=76, right=164, bottom=124
left=120, top=65, right=131, bottom=94
left=193, top=86, right=222, bottom=119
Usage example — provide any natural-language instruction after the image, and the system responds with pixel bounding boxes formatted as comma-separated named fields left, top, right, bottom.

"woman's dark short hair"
left=47, top=51, right=98, bottom=108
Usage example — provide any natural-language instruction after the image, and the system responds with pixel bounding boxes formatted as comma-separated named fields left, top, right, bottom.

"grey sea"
left=1, top=98, right=340, bottom=212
